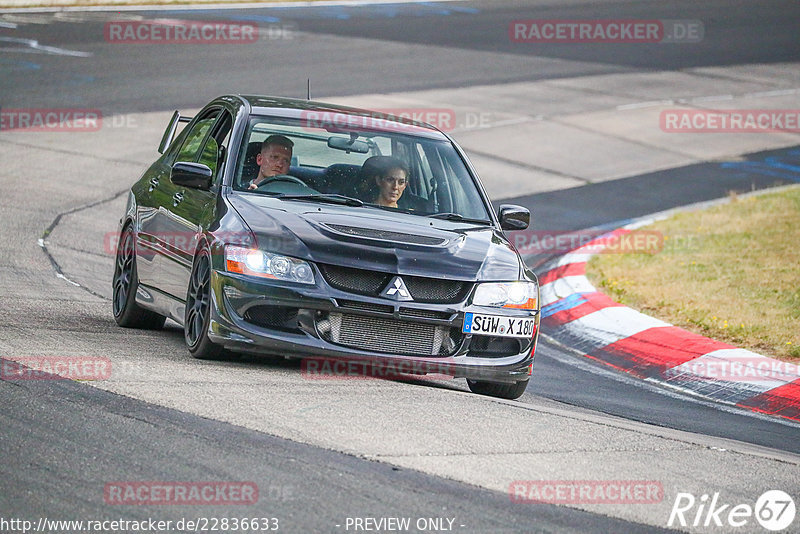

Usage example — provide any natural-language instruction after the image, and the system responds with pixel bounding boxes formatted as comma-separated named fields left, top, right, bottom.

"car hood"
left=228, top=194, right=522, bottom=281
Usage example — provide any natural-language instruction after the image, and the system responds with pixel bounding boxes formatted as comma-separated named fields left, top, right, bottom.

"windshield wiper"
left=428, top=212, right=491, bottom=225
left=277, top=194, right=364, bottom=207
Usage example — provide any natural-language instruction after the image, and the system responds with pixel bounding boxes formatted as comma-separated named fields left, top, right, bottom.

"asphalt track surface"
left=1, top=373, right=662, bottom=533
left=1, top=0, right=799, bottom=532
left=1, top=0, right=799, bottom=113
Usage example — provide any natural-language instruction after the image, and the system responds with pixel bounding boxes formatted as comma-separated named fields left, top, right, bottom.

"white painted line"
left=1, top=13, right=50, bottom=23
left=553, top=252, right=593, bottom=267
left=668, top=349, right=800, bottom=389
left=56, top=272, right=80, bottom=286
left=616, top=100, right=674, bottom=111
left=539, top=186, right=800, bottom=421
left=52, top=11, right=143, bottom=21
left=568, top=307, right=671, bottom=346
left=623, top=216, right=668, bottom=231
left=543, top=335, right=800, bottom=427
left=617, top=88, right=800, bottom=112
left=691, top=94, right=734, bottom=103
left=745, top=89, right=800, bottom=99
left=0, top=20, right=17, bottom=27
left=0, top=0, right=467, bottom=14
left=0, top=36, right=91, bottom=56
left=540, top=275, right=595, bottom=305
left=571, top=243, right=607, bottom=255
left=640, top=374, right=800, bottom=427
left=479, top=116, right=535, bottom=129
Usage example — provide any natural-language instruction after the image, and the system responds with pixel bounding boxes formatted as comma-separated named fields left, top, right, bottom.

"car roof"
left=238, top=95, right=450, bottom=141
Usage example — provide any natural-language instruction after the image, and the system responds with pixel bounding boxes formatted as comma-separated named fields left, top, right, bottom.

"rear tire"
left=185, top=248, right=231, bottom=360
left=112, top=227, right=166, bottom=329
left=467, top=378, right=529, bottom=400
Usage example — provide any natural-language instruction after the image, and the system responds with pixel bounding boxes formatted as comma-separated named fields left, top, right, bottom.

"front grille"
left=398, top=307, right=454, bottom=321
left=335, top=300, right=454, bottom=321
left=243, top=305, right=299, bottom=332
left=316, top=312, right=463, bottom=357
left=405, top=277, right=469, bottom=303
left=319, top=264, right=471, bottom=304
left=469, top=336, right=523, bottom=358
left=323, top=224, right=447, bottom=246
left=319, top=264, right=390, bottom=295
left=337, top=300, right=395, bottom=315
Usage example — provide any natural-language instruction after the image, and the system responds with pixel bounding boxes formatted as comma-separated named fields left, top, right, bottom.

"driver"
left=248, top=134, right=294, bottom=190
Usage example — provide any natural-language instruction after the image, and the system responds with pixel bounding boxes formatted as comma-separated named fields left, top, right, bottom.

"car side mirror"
left=171, top=162, right=212, bottom=190
left=498, top=204, right=530, bottom=231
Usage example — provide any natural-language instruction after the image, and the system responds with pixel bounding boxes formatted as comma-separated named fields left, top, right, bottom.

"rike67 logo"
left=668, top=490, right=795, bottom=531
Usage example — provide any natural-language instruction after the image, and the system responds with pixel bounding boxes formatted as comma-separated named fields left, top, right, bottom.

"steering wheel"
left=258, top=174, right=306, bottom=188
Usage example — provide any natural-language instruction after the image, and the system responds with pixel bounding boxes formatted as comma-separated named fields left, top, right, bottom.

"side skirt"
left=136, top=283, right=185, bottom=326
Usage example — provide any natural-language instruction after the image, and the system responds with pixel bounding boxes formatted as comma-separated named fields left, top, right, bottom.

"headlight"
left=225, top=245, right=315, bottom=284
left=472, top=281, right=538, bottom=310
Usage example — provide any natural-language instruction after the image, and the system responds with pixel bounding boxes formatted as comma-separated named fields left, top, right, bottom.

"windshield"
left=233, top=115, right=491, bottom=221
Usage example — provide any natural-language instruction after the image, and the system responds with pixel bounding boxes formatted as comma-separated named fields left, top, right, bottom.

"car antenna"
left=307, top=78, right=311, bottom=100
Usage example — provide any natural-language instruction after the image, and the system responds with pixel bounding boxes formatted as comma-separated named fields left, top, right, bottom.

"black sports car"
left=113, top=95, right=540, bottom=399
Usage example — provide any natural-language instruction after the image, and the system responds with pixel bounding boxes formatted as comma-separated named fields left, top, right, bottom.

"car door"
left=167, top=111, right=234, bottom=298
left=137, top=109, right=220, bottom=298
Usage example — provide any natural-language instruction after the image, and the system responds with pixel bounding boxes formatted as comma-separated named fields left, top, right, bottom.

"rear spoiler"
left=158, top=111, right=193, bottom=154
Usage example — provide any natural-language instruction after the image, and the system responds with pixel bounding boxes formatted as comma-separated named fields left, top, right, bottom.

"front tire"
left=467, top=378, right=529, bottom=400
left=185, top=248, right=230, bottom=360
left=112, top=227, right=166, bottom=329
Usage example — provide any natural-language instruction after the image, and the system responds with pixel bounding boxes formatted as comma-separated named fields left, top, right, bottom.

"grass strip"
left=587, top=186, right=800, bottom=362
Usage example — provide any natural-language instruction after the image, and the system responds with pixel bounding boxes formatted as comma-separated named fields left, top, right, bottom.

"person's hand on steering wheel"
left=249, top=174, right=306, bottom=190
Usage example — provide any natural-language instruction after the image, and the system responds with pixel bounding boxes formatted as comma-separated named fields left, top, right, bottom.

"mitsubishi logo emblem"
left=382, top=276, right=413, bottom=301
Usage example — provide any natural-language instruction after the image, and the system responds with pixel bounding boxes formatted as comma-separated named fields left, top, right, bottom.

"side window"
left=413, top=143, right=434, bottom=199
left=198, top=112, right=233, bottom=184
left=441, top=149, right=483, bottom=217
left=176, top=115, right=216, bottom=163
left=198, top=137, right=219, bottom=177
left=391, top=139, right=410, bottom=165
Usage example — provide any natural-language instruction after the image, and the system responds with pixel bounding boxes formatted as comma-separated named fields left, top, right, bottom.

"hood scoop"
left=321, top=223, right=447, bottom=246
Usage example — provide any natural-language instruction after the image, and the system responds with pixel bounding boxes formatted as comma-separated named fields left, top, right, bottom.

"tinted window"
left=235, top=115, right=491, bottom=221
left=176, top=116, right=216, bottom=163
left=198, top=137, right=219, bottom=177
left=199, top=111, right=233, bottom=183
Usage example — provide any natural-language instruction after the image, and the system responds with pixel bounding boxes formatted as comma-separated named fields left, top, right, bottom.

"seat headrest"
left=240, top=141, right=262, bottom=187
left=324, top=164, right=362, bottom=195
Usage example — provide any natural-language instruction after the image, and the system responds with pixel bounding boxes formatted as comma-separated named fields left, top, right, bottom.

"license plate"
left=462, top=312, right=535, bottom=338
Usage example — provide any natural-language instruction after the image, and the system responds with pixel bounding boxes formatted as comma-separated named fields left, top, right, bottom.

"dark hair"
left=360, top=156, right=409, bottom=180
left=261, top=134, right=294, bottom=152
left=355, top=156, right=409, bottom=202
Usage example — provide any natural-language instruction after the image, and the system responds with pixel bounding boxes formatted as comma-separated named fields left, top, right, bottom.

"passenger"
left=359, top=156, right=411, bottom=209
left=248, top=134, right=294, bottom=190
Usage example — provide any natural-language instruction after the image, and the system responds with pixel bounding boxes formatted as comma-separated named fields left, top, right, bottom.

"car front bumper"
left=207, top=269, right=539, bottom=384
